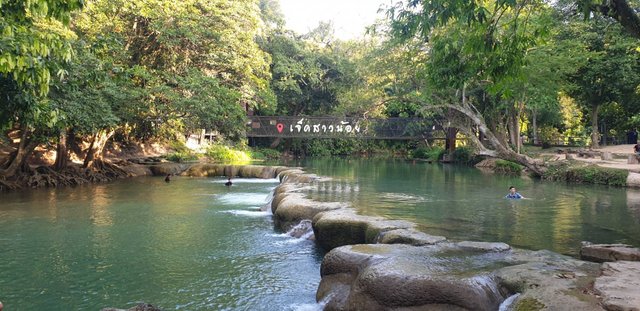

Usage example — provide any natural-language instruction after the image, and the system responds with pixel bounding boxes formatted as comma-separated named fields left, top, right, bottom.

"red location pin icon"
left=276, top=123, right=284, bottom=133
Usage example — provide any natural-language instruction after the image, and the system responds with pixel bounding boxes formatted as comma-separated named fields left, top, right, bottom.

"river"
left=1, top=159, right=639, bottom=310
left=0, top=177, right=322, bottom=310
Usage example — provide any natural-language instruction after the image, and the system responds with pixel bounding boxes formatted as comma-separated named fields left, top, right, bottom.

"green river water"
left=1, top=158, right=640, bottom=310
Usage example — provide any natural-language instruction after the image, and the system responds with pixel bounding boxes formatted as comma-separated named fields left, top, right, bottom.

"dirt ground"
left=543, top=144, right=640, bottom=172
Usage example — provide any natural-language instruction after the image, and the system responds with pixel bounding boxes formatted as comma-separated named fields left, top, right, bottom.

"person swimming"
left=225, top=178, right=232, bottom=186
left=165, top=174, right=171, bottom=183
left=505, top=186, right=524, bottom=199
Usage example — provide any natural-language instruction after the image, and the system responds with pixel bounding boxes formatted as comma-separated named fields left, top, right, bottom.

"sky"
left=279, top=0, right=389, bottom=40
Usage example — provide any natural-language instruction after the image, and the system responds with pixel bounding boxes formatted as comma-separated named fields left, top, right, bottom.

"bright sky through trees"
left=279, top=0, right=388, bottom=40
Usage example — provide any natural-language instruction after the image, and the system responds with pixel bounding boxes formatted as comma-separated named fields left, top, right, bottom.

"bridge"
left=246, top=116, right=443, bottom=140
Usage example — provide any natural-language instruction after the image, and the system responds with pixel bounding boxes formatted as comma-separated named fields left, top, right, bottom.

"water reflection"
left=90, top=186, right=113, bottom=226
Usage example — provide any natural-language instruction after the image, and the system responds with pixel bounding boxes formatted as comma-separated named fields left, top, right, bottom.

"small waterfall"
left=291, top=292, right=332, bottom=311
left=498, top=293, right=520, bottom=311
left=261, top=189, right=275, bottom=212
left=469, top=274, right=508, bottom=309
left=286, top=220, right=314, bottom=239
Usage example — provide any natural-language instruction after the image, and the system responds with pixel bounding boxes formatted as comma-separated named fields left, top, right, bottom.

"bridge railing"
left=246, top=116, right=441, bottom=139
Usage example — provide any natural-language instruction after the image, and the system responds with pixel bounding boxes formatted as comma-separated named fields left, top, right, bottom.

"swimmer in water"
left=225, top=178, right=232, bottom=186
left=505, top=186, right=524, bottom=199
left=165, top=174, right=171, bottom=183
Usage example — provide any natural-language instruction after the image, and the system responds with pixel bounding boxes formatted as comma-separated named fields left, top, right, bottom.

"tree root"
left=0, top=160, right=130, bottom=191
left=0, top=177, right=20, bottom=191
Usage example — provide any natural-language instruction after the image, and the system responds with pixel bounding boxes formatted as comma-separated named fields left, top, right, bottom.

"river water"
left=298, top=158, right=640, bottom=256
left=0, top=177, right=322, bottom=310
left=1, top=159, right=639, bottom=310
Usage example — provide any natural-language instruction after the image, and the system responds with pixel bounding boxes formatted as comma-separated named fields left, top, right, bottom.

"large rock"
left=318, top=244, right=510, bottom=311
left=457, top=241, right=511, bottom=252
left=580, top=242, right=640, bottom=262
left=148, top=163, right=191, bottom=176
left=183, top=164, right=291, bottom=178
left=183, top=163, right=222, bottom=177
left=273, top=192, right=345, bottom=230
left=377, top=228, right=446, bottom=246
left=312, top=209, right=414, bottom=251
left=594, top=261, right=640, bottom=311
left=627, top=172, right=640, bottom=188
left=495, top=250, right=602, bottom=311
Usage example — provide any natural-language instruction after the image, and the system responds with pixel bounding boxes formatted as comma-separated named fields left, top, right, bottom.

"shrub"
left=452, top=146, right=475, bottom=164
left=166, top=151, right=198, bottom=163
left=250, top=148, right=281, bottom=160
left=566, top=165, right=628, bottom=186
left=543, top=163, right=628, bottom=186
left=165, top=140, right=197, bottom=162
left=494, top=160, right=524, bottom=175
left=205, top=144, right=251, bottom=164
left=410, top=146, right=445, bottom=161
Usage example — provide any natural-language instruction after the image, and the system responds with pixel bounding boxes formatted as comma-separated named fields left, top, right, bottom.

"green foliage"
left=166, top=151, right=198, bottom=163
left=538, top=126, right=563, bottom=146
left=514, top=297, right=545, bottom=311
left=205, top=144, right=252, bottom=164
left=494, top=160, right=524, bottom=175
left=250, top=148, right=281, bottom=161
left=288, top=138, right=406, bottom=157
left=543, top=163, right=628, bottom=186
left=410, top=147, right=445, bottom=161
left=0, top=0, right=82, bottom=96
left=452, top=146, right=475, bottom=164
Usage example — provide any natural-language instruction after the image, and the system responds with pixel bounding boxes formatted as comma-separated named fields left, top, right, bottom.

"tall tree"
left=0, top=0, right=82, bottom=177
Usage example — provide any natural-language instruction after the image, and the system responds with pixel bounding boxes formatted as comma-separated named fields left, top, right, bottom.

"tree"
left=386, top=0, right=555, bottom=175
left=561, top=18, right=640, bottom=147
left=0, top=0, right=82, bottom=178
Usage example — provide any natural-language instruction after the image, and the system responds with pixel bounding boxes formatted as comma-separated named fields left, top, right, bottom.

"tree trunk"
left=532, top=108, right=538, bottom=145
left=54, top=129, right=69, bottom=171
left=591, top=105, right=600, bottom=148
left=445, top=127, right=458, bottom=153
left=508, top=105, right=519, bottom=148
left=83, top=129, right=115, bottom=168
left=0, top=126, right=38, bottom=178
left=516, top=100, right=525, bottom=154
left=270, top=137, right=282, bottom=148
left=431, top=102, right=547, bottom=176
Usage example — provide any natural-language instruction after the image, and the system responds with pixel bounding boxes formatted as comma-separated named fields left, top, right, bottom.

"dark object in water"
left=165, top=174, right=171, bottom=183
left=225, top=178, right=232, bottom=186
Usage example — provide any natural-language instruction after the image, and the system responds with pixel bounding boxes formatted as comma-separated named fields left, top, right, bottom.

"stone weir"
left=268, top=168, right=640, bottom=311
left=134, top=163, right=639, bottom=311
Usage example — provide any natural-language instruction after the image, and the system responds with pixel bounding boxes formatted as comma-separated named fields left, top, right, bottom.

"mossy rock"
left=514, top=298, right=545, bottom=311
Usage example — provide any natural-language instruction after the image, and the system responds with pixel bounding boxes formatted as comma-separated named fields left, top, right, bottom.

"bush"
left=166, top=151, right=198, bottom=163
left=543, top=163, right=628, bottom=186
left=250, top=148, right=281, bottom=160
left=452, top=146, right=475, bottom=164
left=205, top=144, right=252, bottom=164
left=287, top=138, right=404, bottom=158
left=410, top=146, right=445, bottom=161
left=494, top=160, right=524, bottom=175
left=165, top=140, right=197, bottom=162
left=566, top=165, right=628, bottom=186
